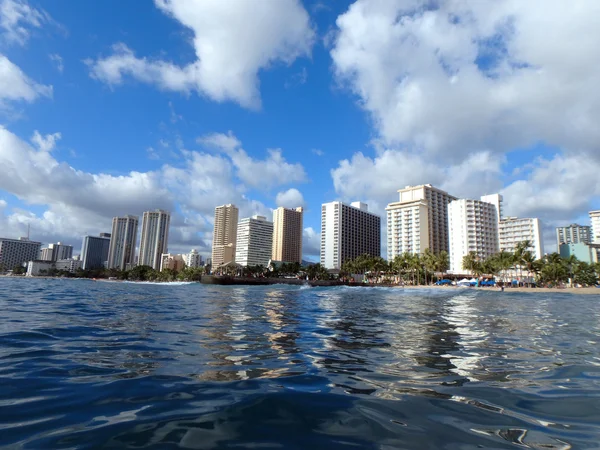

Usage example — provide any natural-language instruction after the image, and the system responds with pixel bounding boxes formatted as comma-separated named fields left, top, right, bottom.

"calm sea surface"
left=1, top=278, right=600, bottom=449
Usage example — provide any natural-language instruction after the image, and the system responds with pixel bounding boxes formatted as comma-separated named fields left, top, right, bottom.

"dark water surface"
left=1, top=278, right=600, bottom=449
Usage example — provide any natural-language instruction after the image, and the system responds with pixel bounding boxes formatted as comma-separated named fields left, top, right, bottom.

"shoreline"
left=397, top=284, right=600, bottom=295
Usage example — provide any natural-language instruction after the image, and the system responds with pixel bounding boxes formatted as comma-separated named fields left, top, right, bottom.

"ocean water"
left=1, top=278, right=600, bottom=449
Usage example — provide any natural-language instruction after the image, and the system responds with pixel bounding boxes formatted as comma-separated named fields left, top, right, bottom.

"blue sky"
left=1, top=0, right=599, bottom=260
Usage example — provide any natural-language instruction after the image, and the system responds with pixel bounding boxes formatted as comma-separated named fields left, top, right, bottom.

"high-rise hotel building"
left=272, top=207, right=303, bottom=264
left=320, top=201, right=381, bottom=270
left=499, top=217, right=544, bottom=260
left=81, top=233, right=111, bottom=270
left=0, top=237, right=41, bottom=270
left=448, top=197, right=500, bottom=273
left=386, top=184, right=456, bottom=260
left=236, top=215, right=273, bottom=267
left=212, top=204, right=239, bottom=267
left=107, top=215, right=139, bottom=270
left=138, top=209, right=170, bottom=270
left=590, top=210, right=600, bottom=244
left=556, top=224, right=592, bottom=248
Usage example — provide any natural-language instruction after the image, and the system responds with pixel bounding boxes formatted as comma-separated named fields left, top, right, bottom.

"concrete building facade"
left=236, top=215, right=274, bottom=267
left=160, top=253, right=186, bottom=272
left=499, top=217, right=544, bottom=260
left=556, top=224, right=592, bottom=248
left=386, top=184, right=456, bottom=260
left=185, top=249, right=203, bottom=268
left=272, top=207, right=303, bottom=264
left=448, top=198, right=500, bottom=273
left=55, top=259, right=83, bottom=273
left=107, top=215, right=139, bottom=270
left=590, top=210, right=600, bottom=244
left=0, top=237, right=42, bottom=271
left=39, top=247, right=54, bottom=261
left=320, top=201, right=381, bottom=270
left=138, top=209, right=170, bottom=270
left=81, top=233, right=111, bottom=270
left=212, top=204, right=239, bottom=267
left=26, top=260, right=54, bottom=276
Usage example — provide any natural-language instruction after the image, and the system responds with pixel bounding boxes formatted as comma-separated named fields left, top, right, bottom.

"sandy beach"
left=398, top=285, right=600, bottom=295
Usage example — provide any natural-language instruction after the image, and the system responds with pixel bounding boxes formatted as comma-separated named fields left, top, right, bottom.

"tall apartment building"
left=448, top=198, right=500, bottom=273
left=185, top=249, right=203, bottom=268
left=320, top=201, right=381, bottom=270
left=0, top=237, right=41, bottom=270
left=212, top=204, right=239, bottom=267
left=556, top=224, right=591, bottom=248
left=480, top=194, right=504, bottom=220
left=499, top=217, right=544, bottom=260
left=81, top=233, right=111, bottom=270
left=386, top=184, right=456, bottom=260
left=138, top=209, right=170, bottom=270
left=107, top=215, right=139, bottom=270
left=236, top=215, right=274, bottom=267
left=590, top=210, right=600, bottom=244
left=272, top=207, right=303, bottom=264
left=39, top=242, right=73, bottom=262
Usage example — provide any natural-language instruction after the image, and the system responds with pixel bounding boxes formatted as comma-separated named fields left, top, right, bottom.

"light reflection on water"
left=1, top=278, right=599, bottom=448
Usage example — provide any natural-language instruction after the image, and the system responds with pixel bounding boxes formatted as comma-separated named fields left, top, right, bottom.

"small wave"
left=122, top=281, right=195, bottom=286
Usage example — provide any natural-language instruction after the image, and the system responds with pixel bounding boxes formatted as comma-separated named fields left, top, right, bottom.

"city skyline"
left=1, top=0, right=599, bottom=261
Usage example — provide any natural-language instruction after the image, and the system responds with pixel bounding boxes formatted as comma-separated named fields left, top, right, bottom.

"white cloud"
left=198, top=131, right=307, bottom=190
left=0, top=0, right=48, bottom=45
left=87, top=0, right=315, bottom=108
left=329, top=0, right=600, bottom=232
left=331, top=1, right=600, bottom=159
left=0, top=126, right=282, bottom=254
left=311, top=148, right=324, bottom=156
left=0, top=54, right=52, bottom=104
left=303, top=226, right=320, bottom=261
left=30, top=130, right=61, bottom=152
left=49, top=53, right=63, bottom=73
left=276, top=188, right=305, bottom=209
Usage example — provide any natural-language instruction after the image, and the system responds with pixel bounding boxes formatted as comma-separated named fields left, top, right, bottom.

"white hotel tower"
left=236, top=215, right=273, bottom=267
left=107, top=215, right=139, bottom=270
left=448, top=196, right=500, bottom=273
left=321, top=201, right=381, bottom=270
left=138, top=209, right=170, bottom=270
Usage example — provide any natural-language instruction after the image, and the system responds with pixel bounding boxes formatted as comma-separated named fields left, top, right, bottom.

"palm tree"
left=462, top=251, right=480, bottom=276
left=422, top=249, right=436, bottom=285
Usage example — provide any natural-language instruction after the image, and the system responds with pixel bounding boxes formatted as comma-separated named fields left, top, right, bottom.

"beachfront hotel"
left=448, top=197, right=500, bottom=273
left=499, top=217, right=544, bottom=260
left=81, top=233, right=111, bottom=270
left=272, top=207, right=303, bottom=264
left=236, top=215, right=273, bottom=267
left=556, top=223, right=592, bottom=248
left=107, top=215, right=139, bottom=270
left=590, top=210, right=600, bottom=244
left=138, top=209, right=171, bottom=270
left=185, top=249, right=203, bottom=268
left=0, top=237, right=41, bottom=271
left=386, top=184, right=456, bottom=260
left=320, top=201, right=381, bottom=270
left=212, top=204, right=239, bottom=267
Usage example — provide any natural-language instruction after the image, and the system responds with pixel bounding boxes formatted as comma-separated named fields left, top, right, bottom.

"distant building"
left=81, top=233, right=111, bottom=270
left=0, top=237, right=41, bottom=271
left=499, top=217, right=544, bottom=260
left=272, top=207, right=303, bottom=264
left=39, top=247, right=54, bottom=261
left=107, top=215, right=139, bottom=270
left=51, top=243, right=73, bottom=261
left=559, top=242, right=599, bottom=264
left=138, top=210, right=171, bottom=270
left=55, top=259, right=83, bottom=273
left=212, top=204, right=239, bottom=266
left=556, top=224, right=592, bottom=248
left=160, top=253, right=186, bottom=272
left=590, top=210, right=600, bottom=244
left=448, top=198, right=499, bottom=273
left=321, top=201, right=381, bottom=270
left=480, top=194, right=504, bottom=221
left=386, top=184, right=456, bottom=260
left=26, top=260, right=54, bottom=277
left=236, top=215, right=273, bottom=267
left=184, top=249, right=203, bottom=268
